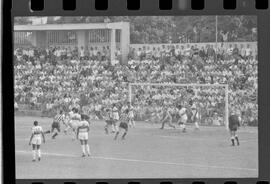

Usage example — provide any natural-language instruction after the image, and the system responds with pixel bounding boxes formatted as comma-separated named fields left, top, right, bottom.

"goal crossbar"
left=128, top=83, right=229, bottom=129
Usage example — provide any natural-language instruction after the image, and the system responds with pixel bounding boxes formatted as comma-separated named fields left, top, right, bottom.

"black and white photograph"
left=14, top=16, right=258, bottom=178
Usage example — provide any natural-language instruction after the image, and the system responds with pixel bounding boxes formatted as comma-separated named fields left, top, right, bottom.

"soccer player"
left=103, top=108, right=116, bottom=134
left=177, top=104, right=188, bottom=132
left=114, top=109, right=129, bottom=140
left=29, top=121, right=45, bottom=162
left=44, top=110, right=65, bottom=139
left=190, top=101, right=200, bottom=130
left=68, top=108, right=81, bottom=140
left=77, top=115, right=91, bottom=157
left=229, top=112, right=241, bottom=146
left=160, top=106, right=176, bottom=129
left=112, top=104, right=119, bottom=132
left=64, top=108, right=75, bottom=134
left=128, top=102, right=135, bottom=128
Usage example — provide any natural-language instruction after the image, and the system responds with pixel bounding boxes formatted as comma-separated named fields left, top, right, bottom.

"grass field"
left=15, top=116, right=258, bottom=179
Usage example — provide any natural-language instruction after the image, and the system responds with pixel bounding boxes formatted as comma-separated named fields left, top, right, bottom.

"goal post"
left=129, top=83, right=229, bottom=129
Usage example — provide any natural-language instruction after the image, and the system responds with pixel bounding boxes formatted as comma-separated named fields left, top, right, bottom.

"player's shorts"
left=105, top=119, right=114, bottom=125
left=31, top=136, right=42, bottom=145
left=78, top=132, right=88, bottom=140
left=51, top=121, right=60, bottom=132
left=180, top=115, right=188, bottom=123
left=229, top=125, right=238, bottom=131
left=119, top=122, right=128, bottom=131
left=191, top=114, right=199, bottom=122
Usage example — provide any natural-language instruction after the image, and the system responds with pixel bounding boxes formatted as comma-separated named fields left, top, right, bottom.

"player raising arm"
left=29, top=121, right=45, bottom=162
left=44, top=110, right=65, bottom=139
left=77, top=115, right=91, bottom=157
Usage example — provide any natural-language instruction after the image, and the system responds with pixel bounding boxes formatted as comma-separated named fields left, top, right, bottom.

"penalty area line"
left=16, top=150, right=257, bottom=172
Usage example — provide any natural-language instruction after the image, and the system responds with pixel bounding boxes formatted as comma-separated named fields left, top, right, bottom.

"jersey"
left=179, top=107, right=187, bottom=117
left=78, top=120, right=89, bottom=133
left=128, top=106, right=134, bottom=118
left=191, top=104, right=199, bottom=121
left=179, top=107, right=188, bottom=123
left=78, top=120, right=89, bottom=140
left=69, top=113, right=81, bottom=129
left=229, top=115, right=240, bottom=131
left=112, top=106, right=119, bottom=120
left=54, top=113, right=65, bottom=124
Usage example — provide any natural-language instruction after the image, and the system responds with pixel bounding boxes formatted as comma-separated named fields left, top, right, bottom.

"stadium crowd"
left=14, top=43, right=258, bottom=126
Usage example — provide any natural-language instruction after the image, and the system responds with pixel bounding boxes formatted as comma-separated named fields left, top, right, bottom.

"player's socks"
left=114, top=132, right=119, bottom=140
left=121, top=132, right=127, bottom=140
left=231, top=137, right=235, bottom=146
left=37, top=149, right=41, bottom=159
left=132, top=121, right=135, bottom=128
left=32, top=150, right=36, bottom=161
left=52, top=132, right=58, bottom=139
left=235, top=136, right=240, bottom=146
left=81, top=145, right=86, bottom=156
left=195, top=122, right=200, bottom=129
left=71, top=131, right=76, bottom=140
left=104, top=127, right=109, bottom=134
left=85, top=144, right=90, bottom=155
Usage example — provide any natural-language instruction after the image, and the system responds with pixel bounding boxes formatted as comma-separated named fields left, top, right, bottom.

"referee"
left=228, top=112, right=241, bottom=146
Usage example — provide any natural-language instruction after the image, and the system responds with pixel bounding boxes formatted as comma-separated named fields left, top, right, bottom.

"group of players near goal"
left=28, top=100, right=241, bottom=162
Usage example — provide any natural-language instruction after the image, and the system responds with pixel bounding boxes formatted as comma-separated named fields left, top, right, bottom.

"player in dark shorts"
left=229, top=112, right=241, bottom=146
left=114, top=109, right=129, bottom=140
left=44, top=110, right=65, bottom=139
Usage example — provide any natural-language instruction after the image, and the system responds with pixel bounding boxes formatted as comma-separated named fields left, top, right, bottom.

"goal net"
left=128, top=83, right=229, bottom=128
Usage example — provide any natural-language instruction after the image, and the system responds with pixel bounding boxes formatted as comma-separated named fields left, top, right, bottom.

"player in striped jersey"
left=44, top=110, right=65, bottom=139
left=114, top=109, right=129, bottom=140
left=29, top=121, right=45, bottom=162
left=77, top=114, right=91, bottom=157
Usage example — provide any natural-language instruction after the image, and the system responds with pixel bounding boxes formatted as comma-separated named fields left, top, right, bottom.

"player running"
left=77, top=114, right=91, bottom=157
left=114, top=109, right=129, bottom=140
left=177, top=104, right=188, bottom=132
left=44, top=110, right=65, bottom=139
left=29, top=121, right=45, bottom=162
left=229, top=112, right=241, bottom=146
left=160, top=106, right=176, bottom=129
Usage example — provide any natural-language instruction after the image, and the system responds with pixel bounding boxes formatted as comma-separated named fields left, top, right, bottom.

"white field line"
left=15, top=135, right=258, bottom=143
left=16, top=150, right=257, bottom=172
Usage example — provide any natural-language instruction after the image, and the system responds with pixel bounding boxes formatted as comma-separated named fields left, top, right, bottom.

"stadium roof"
left=14, top=22, right=129, bottom=31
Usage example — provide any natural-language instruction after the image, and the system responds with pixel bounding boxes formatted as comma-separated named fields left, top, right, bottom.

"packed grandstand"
left=14, top=42, right=258, bottom=126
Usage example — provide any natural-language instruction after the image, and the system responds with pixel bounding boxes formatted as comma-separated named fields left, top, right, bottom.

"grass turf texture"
left=15, top=116, right=258, bottom=178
